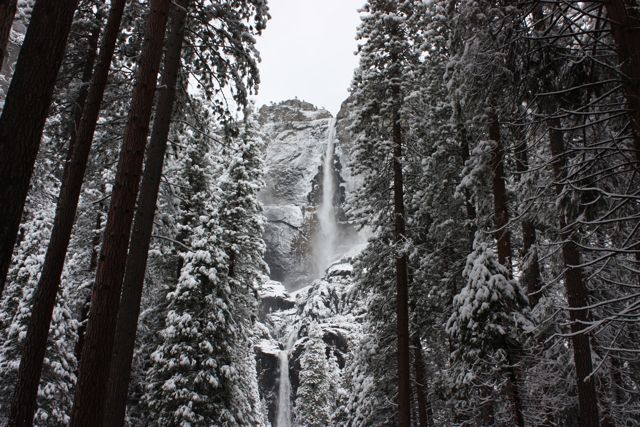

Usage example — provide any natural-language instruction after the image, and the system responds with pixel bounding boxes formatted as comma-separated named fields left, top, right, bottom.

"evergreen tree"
left=294, top=325, right=340, bottom=427
left=0, top=207, right=78, bottom=426
left=446, top=242, right=530, bottom=425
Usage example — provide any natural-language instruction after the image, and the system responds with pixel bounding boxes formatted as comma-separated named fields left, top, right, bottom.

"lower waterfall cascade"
left=275, top=330, right=297, bottom=427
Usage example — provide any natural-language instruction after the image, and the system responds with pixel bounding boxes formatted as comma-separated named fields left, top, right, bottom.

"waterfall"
left=314, top=117, right=338, bottom=276
left=275, top=118, right=339, bottom=426
left=276, top=332, right=297, bottom=427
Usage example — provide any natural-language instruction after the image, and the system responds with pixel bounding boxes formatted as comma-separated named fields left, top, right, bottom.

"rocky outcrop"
left=258, top=100, right=333, bottom=287
left=255, top=260, right=362, bottom=425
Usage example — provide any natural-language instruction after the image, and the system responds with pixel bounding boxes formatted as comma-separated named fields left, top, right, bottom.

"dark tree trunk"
left=0, top=0, right=79, bottom=296
left=70, top=0, right=170, bottom=424
left=7, top=2, right=126, bottom=424
left=413, top=335, right=432, bottom=427
left=74, top=203, right=104, bottom=370
left=514, top=136, right=543, bottom=307
left=103, top=1, right=188, bottom=424
left=66, top=10, right=102, bottom=158
left=603, top=0, right=640, bottom=288
left=489, top=110, right=525, bottom=426
left=548, top=117, right=600, bottom=427
left=392, top=102, right=411, bottom=427
left=0, top=0, right=17, bottom=68
left=603, top=0, right=640, bottom=162
left=488, top=110, right=512, bottom=271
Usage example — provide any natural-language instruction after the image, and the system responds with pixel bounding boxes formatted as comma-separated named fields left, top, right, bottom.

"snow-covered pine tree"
left=446, top=241, right=530, bottom=425
left=346, top=1, right=425, bottom=424
left=141, top=125, right=233, bottom=425
left=0, top=206, right=78, bottom=426
left=294, top=324, right=340, bottom=427
left=216, top=108, right=268, bottom=424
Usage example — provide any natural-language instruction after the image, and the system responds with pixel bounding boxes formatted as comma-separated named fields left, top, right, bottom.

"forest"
left=0, top=0, right=639, bottom=426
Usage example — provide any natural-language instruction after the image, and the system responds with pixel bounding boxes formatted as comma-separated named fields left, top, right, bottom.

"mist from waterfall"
left=313, top=118, right=338, bottom=277
left=276, top=331, right=297, bottom=427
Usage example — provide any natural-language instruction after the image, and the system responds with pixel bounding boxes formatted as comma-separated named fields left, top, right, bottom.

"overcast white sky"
left=253, top=0, right=364, bottom=115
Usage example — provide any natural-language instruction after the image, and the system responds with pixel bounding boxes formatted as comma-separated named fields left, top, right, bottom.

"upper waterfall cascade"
left=313, top=117, right=339, bottom=277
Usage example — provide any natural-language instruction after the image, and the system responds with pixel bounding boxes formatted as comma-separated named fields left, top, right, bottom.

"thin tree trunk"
left=0, top=0, right=79, bottom=296
left=489, top=110, right=512, bottom=271
left=103, top=1, right=188, bottom=424
left=74, top=203, right=104, bottom=369
left=392, top=101, right=411, bottom=427
left=7, top=2, right=126, bottom=424
left=514, top=134, right=543, bottom=307
left=548, top=117, right=600, bottom=427
left=489, top=110, right=525, bottom=426
left=66, top=9, right=102, bottom=159
left=70, top=0, right=170, bottom=424
left=0, top=0, right=17, bottom=68
left=413, top=334, right=431, bottom=427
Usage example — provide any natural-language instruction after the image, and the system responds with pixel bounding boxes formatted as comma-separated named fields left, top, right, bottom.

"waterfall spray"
left=314, top=117, right=338, bottom=276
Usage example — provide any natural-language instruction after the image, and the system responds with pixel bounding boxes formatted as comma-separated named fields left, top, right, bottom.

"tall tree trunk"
left=413, top=334, right=432, bottom=427
left=103, top=1, right=188, bottom=424
left=70, top=0, right=170, bottom=424
left=7, top=2, right=126, bottom=424
left=603, top=0, right=640, bottom=288
left=0, top=0, right=17, bottom=68
left=514, top=133, right=543, bottom=307
left=548, top=117, right=600, bottom=427
left=603, top=0, right=640, bottom=162
left=489, top=110, right=525, bottom=426
left=0, top=0, right=79, bottom=296
left=489, top=110, right=512, bottom=271
left=66, top=9, right=102, bottom=159
left=392, top=102, right=411, bottom=427
left=74, top=207, right=103, bottom=367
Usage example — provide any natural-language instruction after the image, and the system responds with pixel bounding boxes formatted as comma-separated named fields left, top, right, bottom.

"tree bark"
left=6, top=3, right=126, bottom=424
left=548, top=117, right=600, bottom=427
left=514, top=135, right=543, bottom=307
left=392, top=99, right=411, bottom=427
left=413, top=334, right=432, bottom=427
left=603, top=0, right=640, bottom=289
left=0, top=0, right=17, bottom=68
left=70, top=0, right=170, bottom=424
left=74, top=202, right=104, bottom=371
left=0, top=0, right=79, bottom=296
left=603, top=0, right=640, bottom=163
left=489, top=110, right=512, bottom=271
left=103, top=1, right=188, bottom=424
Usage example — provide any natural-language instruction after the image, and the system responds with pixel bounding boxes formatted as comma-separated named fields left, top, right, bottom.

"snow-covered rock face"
left=254, top=260, right=361, bottom=425
left=258, top=99, right=364, bottom=288
left=258, top=100, right=332, bottom=286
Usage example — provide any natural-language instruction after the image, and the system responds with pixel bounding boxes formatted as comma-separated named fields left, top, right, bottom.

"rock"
left=258, top=280, right=296, bottom=320
left=258, top=100, right=334, bottom=287
left=255, top=339, right=281, bottom=424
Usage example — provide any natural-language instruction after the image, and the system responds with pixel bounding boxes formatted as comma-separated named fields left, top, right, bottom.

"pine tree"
left=8, top=1, right=128, bottom=422
left=0, top=207, right=78, bottom=426
left=70, top=0, right=171, bottom=423
left=348, top=2, right=424, bottom=423
left=446, top=242, right=530, bottom=425
left=0, top=0, right=79, bottom=294
left=142, top=129, right=235, bottom=425
left=294, top=325, right=340, bottom=427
